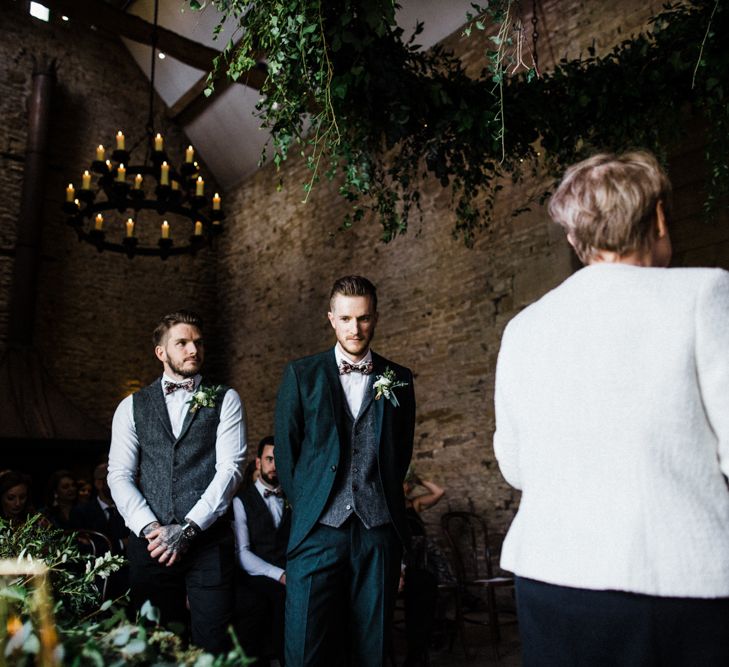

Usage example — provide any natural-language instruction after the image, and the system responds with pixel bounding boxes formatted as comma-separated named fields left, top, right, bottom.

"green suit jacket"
left=274, top=348, right=415, bottom=551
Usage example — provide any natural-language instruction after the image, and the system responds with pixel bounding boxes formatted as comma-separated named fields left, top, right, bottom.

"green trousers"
left=285, top=518, right=402, bottom=666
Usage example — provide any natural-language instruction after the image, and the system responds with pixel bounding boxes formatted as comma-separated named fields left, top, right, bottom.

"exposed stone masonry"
left=1, top=1, right=727, bottom=536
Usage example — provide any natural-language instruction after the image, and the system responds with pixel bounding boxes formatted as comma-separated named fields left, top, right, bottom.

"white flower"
left=373, top=367, right=408, bottom=407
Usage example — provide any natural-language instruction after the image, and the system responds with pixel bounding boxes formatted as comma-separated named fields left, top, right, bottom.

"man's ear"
left=255, top=458, right=262, bottom=472
left=655, top=200, right=668, bottom=238
left=154, top=345, right=166, bottom=363
left=327, top=311, right=336, bottom=329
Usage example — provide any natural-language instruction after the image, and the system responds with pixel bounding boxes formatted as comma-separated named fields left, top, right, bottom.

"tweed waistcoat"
left=133, top=379, right=227, bottom=524
left=319, top=380, right=390, bottom=529
left=240, top=484, right=291, bottom=569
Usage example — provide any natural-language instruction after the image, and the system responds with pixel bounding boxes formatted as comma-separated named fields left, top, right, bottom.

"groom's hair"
left=153, top=310, right=204, bottom=346
left=329, top=275, right=378, bottom=311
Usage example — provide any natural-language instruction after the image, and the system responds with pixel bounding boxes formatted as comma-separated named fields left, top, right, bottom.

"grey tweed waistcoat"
left=319, top=379, right=390, bottom=529
left=132, top=379, right=227, bottom=524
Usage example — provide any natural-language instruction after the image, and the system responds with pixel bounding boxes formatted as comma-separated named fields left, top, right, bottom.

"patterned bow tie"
left=263, top=488, right=283, bottom=499
left=338, top=360, right=373, bottom=375
left=163, top=379, right=195, bottom=395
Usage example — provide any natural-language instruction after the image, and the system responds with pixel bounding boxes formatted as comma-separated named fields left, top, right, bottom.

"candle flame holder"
left=61, top=0, right=223, bottom=260
left=63, top=146, right=223, bottom=259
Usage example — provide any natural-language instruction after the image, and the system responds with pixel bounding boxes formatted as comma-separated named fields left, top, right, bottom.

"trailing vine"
left=189, top=0, right=727, bottom=245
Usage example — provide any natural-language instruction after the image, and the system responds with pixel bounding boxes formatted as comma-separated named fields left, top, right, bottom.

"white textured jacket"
left=494, top=263, right=729, bottom=597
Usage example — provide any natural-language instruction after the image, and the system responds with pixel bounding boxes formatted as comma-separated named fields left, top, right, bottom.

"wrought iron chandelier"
left=62, top=0, right=223, bottom=259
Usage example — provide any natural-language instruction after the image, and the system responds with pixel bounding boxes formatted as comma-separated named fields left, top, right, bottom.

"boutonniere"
left=373, top=367, right=408, bottom=408
left=187, top=385, right=224, bottom=413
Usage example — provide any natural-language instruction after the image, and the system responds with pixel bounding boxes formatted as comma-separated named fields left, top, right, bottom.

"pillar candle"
left=117, top=163, right=126, bottom=182
left=185, top=145, right=194, bottom=163
left=126, top=218, right=135, bottom=238
left=105, top=160, right=112, bottom=173
left=94, top=213, right=104, bottom=231
left=194, top=221, right=203, bottom=236
left=96, top=145, right=105, bottom=161
left=196, top=176, right=204, bottom=196
left=160, top=161, right=170, bottom=185
left=212, top=193, right=221, bottom=210
left=82, top=170, right=91, bottom=190
left=116, top=131, right=125, bottom=150
left=171, top=180, right=179, bottom=191
left=133, top=173, right=143, bottom=190
left=65, top=183, right=75, bottom=202
left=154, top=133, right=163, bottom=151
left=161, top=220, right=170, bottom=239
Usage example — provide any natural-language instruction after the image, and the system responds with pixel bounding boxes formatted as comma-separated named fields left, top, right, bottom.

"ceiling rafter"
left=42, top=0, right=265, bottom=91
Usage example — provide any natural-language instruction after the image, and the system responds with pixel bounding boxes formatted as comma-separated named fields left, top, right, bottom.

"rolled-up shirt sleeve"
left=108, top=395, right=158, bottom=536
left=186, top=388, right=247, bottom=530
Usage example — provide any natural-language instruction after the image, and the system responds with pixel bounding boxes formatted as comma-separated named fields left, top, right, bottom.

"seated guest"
left=42, top=469, right=77, bottom=529
left=233, top=436, right=289, bottom=666
left=402, top=470, right=449, bottom=667
left=76, top=477, right=93, bottom=505
left=71, top=462, right=130, bottom=599
left=0, top=470, right=34, bottom=526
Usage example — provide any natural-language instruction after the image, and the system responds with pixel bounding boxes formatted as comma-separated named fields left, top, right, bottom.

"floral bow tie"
left=338, top=360, right=373, bottom=375
left=163, top=379, right=195, bottom=395
left=263, top=488, right=283, bottom=499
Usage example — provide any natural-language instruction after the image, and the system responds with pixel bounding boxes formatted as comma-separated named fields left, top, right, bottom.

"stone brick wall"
left=2, top=1, right=727, bottom=538
left=0, top=5, right=220, bottom=429
left=218, top=0, right=729, bottom=536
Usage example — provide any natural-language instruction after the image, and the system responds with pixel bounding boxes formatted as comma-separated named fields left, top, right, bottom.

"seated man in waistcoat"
left=108, top=310, right=247, bottom=653
left=232, top=435, right=290, bottom=666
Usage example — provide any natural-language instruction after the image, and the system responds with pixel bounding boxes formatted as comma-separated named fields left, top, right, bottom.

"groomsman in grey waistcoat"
left=108, top=310, right=246, bottom=653
left=275, top=276, right=416, bottom=666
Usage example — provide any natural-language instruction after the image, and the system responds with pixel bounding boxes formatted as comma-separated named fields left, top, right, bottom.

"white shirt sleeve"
left=186, top=388, right=247, bottom=530
left=232, top=496, right=285, bottom=581
left=108, top=395, right=158, bottom=536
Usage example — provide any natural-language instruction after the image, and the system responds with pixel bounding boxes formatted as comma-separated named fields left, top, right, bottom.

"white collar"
left=160, top=373, right=201, bottom=388
left=255, top=477, right=281, bottom=498
left=334, top=343, right=372, bottom=366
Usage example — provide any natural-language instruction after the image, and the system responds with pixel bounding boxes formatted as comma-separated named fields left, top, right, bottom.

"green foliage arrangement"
left=0, top=516, right=253, bottom=666
left=191, top=0, right=726, bottom=245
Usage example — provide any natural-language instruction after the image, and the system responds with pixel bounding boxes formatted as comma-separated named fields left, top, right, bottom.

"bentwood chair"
left=440, top=511, right=515, bottom=660
left=74, top=529, right=113, bottom=601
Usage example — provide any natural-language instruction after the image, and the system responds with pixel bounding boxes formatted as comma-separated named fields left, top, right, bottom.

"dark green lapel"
left=322, top=349, right=347, bottom=445
left=371, top=352, right=386, bottom=447
left=149, top=378, right=175, bottom=441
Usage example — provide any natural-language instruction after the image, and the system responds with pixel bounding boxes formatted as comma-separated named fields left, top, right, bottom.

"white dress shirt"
left=108, top=374, right=247, bottom=536
left=232, top=478, right=285, bottom=581
left=334, top=344, right=372, bottom=418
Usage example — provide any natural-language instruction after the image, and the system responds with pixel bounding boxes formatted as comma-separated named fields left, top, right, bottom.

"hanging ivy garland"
left=189, top=0, right=725, bottom=246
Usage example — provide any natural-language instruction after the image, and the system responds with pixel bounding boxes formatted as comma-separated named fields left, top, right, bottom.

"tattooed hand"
left=146, top=523, right=190, bottom=566
left=141, top=521, right=161, bottom=538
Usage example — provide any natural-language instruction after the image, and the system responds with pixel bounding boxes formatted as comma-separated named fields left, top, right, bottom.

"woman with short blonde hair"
left=495, top=150, right=729, bottom=665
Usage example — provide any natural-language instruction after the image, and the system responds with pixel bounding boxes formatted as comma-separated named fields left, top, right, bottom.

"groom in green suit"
left=275, top=275, right=415, bottom=666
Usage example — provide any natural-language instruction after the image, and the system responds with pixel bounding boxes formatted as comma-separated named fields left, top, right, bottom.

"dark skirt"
left=515, top=576, right=729, bottom=667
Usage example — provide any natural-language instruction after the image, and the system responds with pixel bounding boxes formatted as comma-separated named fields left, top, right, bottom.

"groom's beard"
left=167, top=356, right=202, bottom=378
